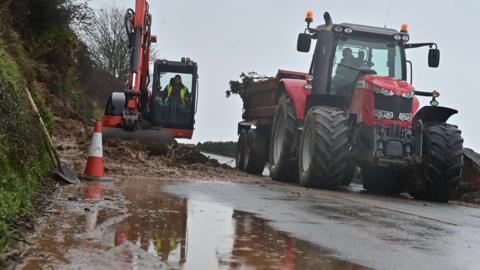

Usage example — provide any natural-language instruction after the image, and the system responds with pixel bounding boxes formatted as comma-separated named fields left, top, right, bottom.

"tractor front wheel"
left=299, top=106, right=350, bottom=188
left=409, top=123, right=464, bottom=202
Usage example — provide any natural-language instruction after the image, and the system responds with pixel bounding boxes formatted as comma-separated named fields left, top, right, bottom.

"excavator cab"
left=103, top=58, right=198, bottom=140
left=150, top=58, right=198, bottom=135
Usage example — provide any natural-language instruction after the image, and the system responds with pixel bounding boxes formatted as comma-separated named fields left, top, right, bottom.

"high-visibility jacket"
left=165, top=84, right=188, bottom=104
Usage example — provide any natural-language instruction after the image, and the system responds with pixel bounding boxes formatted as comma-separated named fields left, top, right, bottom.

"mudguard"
left=280, top=79, right=310, bottom=120
left=305, top=94, right=347, bottom=114
left=413, top=106, right=458, bottom=123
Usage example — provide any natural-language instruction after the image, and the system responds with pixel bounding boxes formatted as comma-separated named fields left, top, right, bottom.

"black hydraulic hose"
left=414, top=90, right=435, bottom=97
left=124, top=8, right=135, bottom=34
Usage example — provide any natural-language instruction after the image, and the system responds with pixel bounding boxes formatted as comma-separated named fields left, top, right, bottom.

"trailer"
left=234, top=70, right=309, bottom=175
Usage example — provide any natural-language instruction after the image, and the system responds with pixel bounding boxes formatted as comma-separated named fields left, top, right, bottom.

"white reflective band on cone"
left=88, top=132, right=103, bottom=157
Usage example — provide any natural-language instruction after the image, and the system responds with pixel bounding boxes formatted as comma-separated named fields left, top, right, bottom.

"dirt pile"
left=101, top=139, right=261, bottom=182
left=50, top=106, right=266, bottom=184
left=459, top=149, right=480, bottom=203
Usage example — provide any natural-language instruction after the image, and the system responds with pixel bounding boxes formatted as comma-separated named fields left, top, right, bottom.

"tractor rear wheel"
left=243, top=129, right=268, bottom=174
left=269, top=94, right=298, bottom=182
left=409, top=123, right=464, bottom=202
left=235, top=129, right=247, bottom=171
left=362, top=167, right=407, bottom=194
left=299, top=106, right=350, bottom=188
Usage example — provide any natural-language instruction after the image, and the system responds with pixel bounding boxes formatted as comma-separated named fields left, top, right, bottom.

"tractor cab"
left=150, top=58, right=198, bottom=133
left=297, top=13, right=441, bottom=116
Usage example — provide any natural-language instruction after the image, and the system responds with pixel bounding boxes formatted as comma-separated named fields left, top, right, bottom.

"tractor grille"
left=373, top=93, right=413, bottom=121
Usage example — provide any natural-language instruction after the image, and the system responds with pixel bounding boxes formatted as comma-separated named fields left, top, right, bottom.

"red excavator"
left=102, top=0, right=198, bottom=141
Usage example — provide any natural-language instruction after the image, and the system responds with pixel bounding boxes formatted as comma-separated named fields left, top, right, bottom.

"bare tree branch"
left=82, top=5, right=130, bottom=83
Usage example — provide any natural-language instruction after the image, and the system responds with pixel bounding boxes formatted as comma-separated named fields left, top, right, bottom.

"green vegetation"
left=197, top=141, right=237, bottom=158
left=0, top=0, right=125, bottom=259
left=0, top=0, right=118, bottom=259
left=0, top=43, right=51, bottom=258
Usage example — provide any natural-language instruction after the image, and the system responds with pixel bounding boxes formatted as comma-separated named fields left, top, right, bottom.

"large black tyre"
left=362, top=167, right=407, bottom=194
left=269, top=94, right=298, bottom=182
left=243, top=129, right=269, bottom=174
left=298, top=106, right=350, bottom=188
left=409, top=123, right=464, bottom=202
left=235, top=129, right=247, bottom=171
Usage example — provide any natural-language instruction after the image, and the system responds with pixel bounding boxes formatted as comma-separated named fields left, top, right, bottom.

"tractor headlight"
left=402, top=35, right=410, bottom=41
left=375, top=110, right=394, bottom=120
left=334, top=26, right=343, bottom=32
left=401, top=91, right=415, bottom=98
left=355, top=80, right=367, bottom=89
left=399, top=113, right=413, bottom=121
left=393, top=34, right=402, bottom=41
left=430, top=99, right=439, bottom=106
left=344, top=27, right=353, bottom=33
left=372, top=85, right=394, bottom=96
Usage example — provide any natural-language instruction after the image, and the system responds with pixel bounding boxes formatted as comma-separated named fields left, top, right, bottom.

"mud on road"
left=52, top=116, right=265, bottom=183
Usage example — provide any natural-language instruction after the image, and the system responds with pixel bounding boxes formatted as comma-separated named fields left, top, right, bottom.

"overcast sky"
left=90, top=0, right=480, bottom=151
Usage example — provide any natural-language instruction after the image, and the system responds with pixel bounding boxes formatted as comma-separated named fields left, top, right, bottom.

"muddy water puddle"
left=17, top=179, right=367, bottom=269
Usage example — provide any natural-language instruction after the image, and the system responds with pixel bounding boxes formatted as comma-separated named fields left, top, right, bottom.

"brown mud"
left=14, top=177, right=368, bottom=270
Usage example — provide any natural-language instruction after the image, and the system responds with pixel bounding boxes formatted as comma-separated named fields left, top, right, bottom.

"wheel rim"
left=272, top=108, right=286, bottom=164
left=301, top=125, right=313, bottom=172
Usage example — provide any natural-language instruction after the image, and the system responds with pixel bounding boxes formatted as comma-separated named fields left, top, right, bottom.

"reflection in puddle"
left=18, top=179, right=368, bottom=269
left=117, top=179, right=368, bottom=270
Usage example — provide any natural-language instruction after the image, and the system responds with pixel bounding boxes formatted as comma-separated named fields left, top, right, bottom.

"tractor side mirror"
left=428, top=48, right=440, bottom=68
left=297, top=33, right=312, bottom=53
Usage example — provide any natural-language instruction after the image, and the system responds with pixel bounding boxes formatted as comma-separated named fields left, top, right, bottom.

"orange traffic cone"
left=82, top=120, right=113, bottom=181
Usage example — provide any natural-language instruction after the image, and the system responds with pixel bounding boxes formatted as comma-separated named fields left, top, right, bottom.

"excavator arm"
left=124, top=0, right=156, bottom=129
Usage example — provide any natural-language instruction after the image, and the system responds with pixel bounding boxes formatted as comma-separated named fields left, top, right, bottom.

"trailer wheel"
left=236, top=129, right=247, bottom=171
left=299, top=106, right=349, bottom=188
left=409, top=123, right=464, bottom=202
left=269, top=95, right=298, bottom=182
left=362, top=167, right=407, bottom=194
left=242, top=129, right=268, bottom=174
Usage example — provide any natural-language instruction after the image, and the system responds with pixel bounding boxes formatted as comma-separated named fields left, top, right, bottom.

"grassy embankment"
left=0, top=0, right=108, bottom=258
left=0, top=39, right=51, bottom=258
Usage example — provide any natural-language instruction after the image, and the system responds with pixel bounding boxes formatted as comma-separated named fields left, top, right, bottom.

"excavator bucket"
left=103, top=127, right=174, bottom=142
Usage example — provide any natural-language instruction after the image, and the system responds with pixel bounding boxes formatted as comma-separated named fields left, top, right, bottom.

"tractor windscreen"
left=331, top=35, right=403, bottom=96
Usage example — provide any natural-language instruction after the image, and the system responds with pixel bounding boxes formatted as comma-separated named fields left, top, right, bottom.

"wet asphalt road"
left=16, top=174, right=480, bottom=269
left=163, top=181, right=480, bottom=270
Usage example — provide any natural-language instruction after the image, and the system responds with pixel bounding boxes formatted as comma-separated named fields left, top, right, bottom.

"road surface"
left=14, top=174, right=480, bottom=270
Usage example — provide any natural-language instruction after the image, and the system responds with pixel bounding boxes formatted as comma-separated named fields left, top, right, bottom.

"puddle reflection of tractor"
left=234, top=12, right=464, bottom=202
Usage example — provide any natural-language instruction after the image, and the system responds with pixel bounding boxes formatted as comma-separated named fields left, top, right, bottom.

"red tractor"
left=235, top=12, right=463, bottom=202
left=102, top=0, right=199, bottom=141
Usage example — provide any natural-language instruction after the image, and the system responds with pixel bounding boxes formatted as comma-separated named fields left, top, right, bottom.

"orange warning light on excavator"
left=400, top=23, right=409, bottom=33
left=305, top=10, right=314, bottom=23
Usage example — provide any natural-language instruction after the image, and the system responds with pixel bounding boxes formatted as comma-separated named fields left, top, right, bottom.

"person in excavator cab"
left=162, top=75, right=191, bottom=123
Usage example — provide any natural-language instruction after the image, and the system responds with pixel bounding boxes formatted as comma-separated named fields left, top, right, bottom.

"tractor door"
left=150, top=59, right=198, bottom=131
left=310, top=30, right=336, bottom=96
